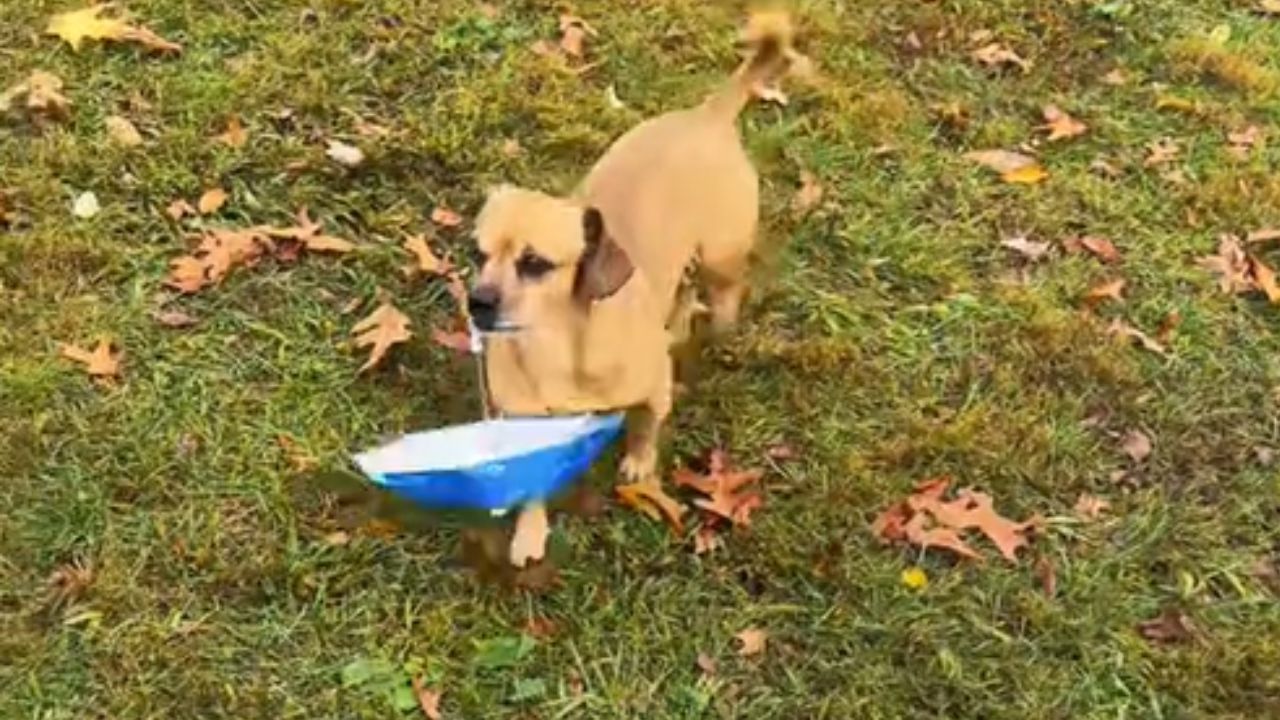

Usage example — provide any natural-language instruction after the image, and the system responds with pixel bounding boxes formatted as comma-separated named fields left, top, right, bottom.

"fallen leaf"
left=1102, top=68, right=1129, bottom=85
left=60, top=340, right=121, bottom=379
left=1197, top=234, right=1253, bottom=295
left=152, top=309, right=198, bottom=328
left=259, top=207, right=356, bottom=254
left=735, top=627, right=767, bottom=657
left=1035, top=555, right=1057, bottom=597
left=616, top=477, right=686, bottom=532
left=1137, top=607, right=1196, bottom=644
left=326, top=140, right=364, bottom=168
left=696, top=653, right=718, bottom=677
left=352, top=301, right=412, bottom=372
left=1247, top=228, right=1280, bottom=244
left=1227, top=125, right=1262, bottom=160
left=1084, top=278, right=1126, bottom=309
left=47, top=4, right=182, bottom=53
left=1040, top=105, right=1087, bottom=141
left=1249, top=254, right=1280, bottom=303
left=1155, top=309, right=1182, bottom=344
left=901, top=566, right=928, bottom=590
left=72, top=191, right=100, bottom=219
left=324, top=530, right=351, bottom=546
left=276, top=435, right=317, bottom=473
left=411, top=677, right=443, bottom=720
left=693, top=525, right=723, bottom=555
left=558, top=14, right=595, bottom=57
left=430, top=206, right=463, bottom=228
left=1002, top=164, right=1049, bottom=185
left=105, top=115, right=142, bottom=146
left=215, top=117, right=247, bottom=148
left=1107, top=319, right=1167, bottom=355
left=166, top=227, right=271, bottom=293
left=197, top=187, right=228, bottom=215
left=965, top=149, right=1037, bottom=174
left=903, top=512, right=983, bottom=560
left=604, top=84, right=627, bottom=110
left=765, top=443, right=797, bottom=462
left=875, top=477, right=1037, bottom=562
left=675, top=450, right=765, bottom=527
left=1074, top=493, right=1111, bottom=520
left=403, top=235, right=451, bottom=276
left=1078, top=236, right=1121, bottom=264
left=914, top=489, right=1032, bottom=562
left=1121, top=429, right=1152, bottom=462
left=500, top=138, right=522, bottom=158
left=1144, top=138, right=1180, bottom=167
left=46, top=558, right=94, bottom=606
left=791, top=170, right=823, bottom=215
left=971, top=42, right=1030, bottom=72
left=432, top=327, right=473, bottom=354
left=1090, top=157, right=1123, bottom=179
left=166, top=198, right=195, bottom=221
left=0, top=70, right=71, bottom=117
left=1002, top=236, right=1052, bottom=262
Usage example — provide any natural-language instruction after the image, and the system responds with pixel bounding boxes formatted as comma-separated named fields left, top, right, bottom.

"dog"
left=468, top=12, right=802, bottom=565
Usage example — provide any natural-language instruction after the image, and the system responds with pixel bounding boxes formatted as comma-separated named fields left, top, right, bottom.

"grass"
left=3, top=0, right=1280, bottom=717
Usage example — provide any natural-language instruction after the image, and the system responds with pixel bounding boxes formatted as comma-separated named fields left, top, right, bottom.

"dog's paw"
left=509, top=503, right=549, bottom=568
left=619, top=449, right=657, bottom=483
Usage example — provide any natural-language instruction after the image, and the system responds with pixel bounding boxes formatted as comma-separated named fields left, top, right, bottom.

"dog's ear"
left=574, top=207, right=633, bottom=303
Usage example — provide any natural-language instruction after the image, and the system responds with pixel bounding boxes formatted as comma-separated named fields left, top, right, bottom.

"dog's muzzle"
left=468, top=285, right=501, bottom=332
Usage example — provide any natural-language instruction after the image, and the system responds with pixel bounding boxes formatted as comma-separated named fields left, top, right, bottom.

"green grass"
left=3, top=0, right=1280, bottom=717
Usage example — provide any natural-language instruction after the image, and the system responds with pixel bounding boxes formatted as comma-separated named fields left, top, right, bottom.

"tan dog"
left=469, top=13, right=801, bottom=564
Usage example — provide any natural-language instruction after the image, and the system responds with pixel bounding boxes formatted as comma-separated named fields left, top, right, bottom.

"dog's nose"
left=468, top=285, right=501, bottom=331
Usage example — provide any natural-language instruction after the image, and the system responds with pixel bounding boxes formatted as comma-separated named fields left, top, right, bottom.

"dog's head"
left=468, top=185, right=633, bottom=332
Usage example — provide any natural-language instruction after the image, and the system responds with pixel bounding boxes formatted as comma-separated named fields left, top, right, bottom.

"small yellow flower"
left=901, top=566, right=928, bottom=590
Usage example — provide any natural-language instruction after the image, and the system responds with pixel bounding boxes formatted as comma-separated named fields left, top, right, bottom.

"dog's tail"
left=703, top=11, right=800, bottom=122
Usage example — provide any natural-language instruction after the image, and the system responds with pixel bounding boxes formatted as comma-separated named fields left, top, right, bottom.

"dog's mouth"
left=471, top=317, right=524, bottom=334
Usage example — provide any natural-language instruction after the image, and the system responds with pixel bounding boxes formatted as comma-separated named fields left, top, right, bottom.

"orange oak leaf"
left=1040, top=104, right=1087, bottom=141
left=351, top=301, right=412, bottom=373
left=197, top=187, right=228, bottom=215
left=60, top=340, right=122, bottom=379
left=403, top=234, right=452, bottom=276
left=735, top=627, right=768, bottom=657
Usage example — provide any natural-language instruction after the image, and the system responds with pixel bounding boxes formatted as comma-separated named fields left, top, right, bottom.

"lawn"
left=3, top=0, right=1280, bottom=717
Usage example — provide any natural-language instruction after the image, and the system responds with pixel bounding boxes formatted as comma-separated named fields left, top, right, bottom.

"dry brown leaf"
left=1121, top=429, right=1152, bottom=462
left=735, top=627, right=768, bottom=657
left=913, top=489, right=1033, bottom=562
left=403, top=234, right=451, bottom=276
left=1155, top=310, right=1182, bottom=345
left=1144, top=138, right=1180, bottom=167
left=47, top=4, right=181, bottom=53
left=558, top=14, right=595, bottom=57
left=1034, top=555, right=1057, bottom=597
left=696, top=653, right=718, bottom=676
left=411, top=677, right=443, bottom=720
left=693, top=525, right=724, bottom=555
left=675, top=450, right=765, bottom=527
left=1107, top=319, right=1167, bottom=356
left=792, top=170, right=823, bottom=215
left=1002, top=236, right=1052, bottom=262
left=105, top=115, right=142, bottom=147
left=1227, top=125, right=1262, bottom=160
left=1078, top=236, right=1121, bottom=264
left=215, top=117, right=247, bottom=148
left=1, top=70, right=71, bottom=117
left=616, top=477, right=686, bottom=532
left=166, top=198, right=195, bottom=221
left=875, top=477, right=1036, bottom=562
left=276, top=435, right=318, bottom=473
left=965, top=149, right=1037, bottom=174
left=1102, top=68, right=1129, bottom=85
left=1137, top=607, right=1196, bottom=644
left=47, top=558, right=95, bottom=606
left=432, top=327, right=472, bottom=355
left=197, top=187, right=228, bottom=215
left=1074, top=493, right=1111, bottom=520
left=1040, top=105, right=1087, bottom=142
left=152, top=309, right=198, bottom=328
left=60, top=340, right=122, bottom=379
left=260, top=208, right=355, bottom=254
left=352, top=301, right=412, bottom=373
left=1249, top=254, right=1280, bottom=303
left=430, top=206, right=463, bottom=228
left=325, top=140, right=364, bottom=168
left=1197, top=234, right=1253, bottom=295
left=902, top=512, right=982, bottom=560
left=1084, top=278, right=1126, bottom=308
left=323, top=530, right=350, bottom=546
left=971, top=42, right=1030, bottom=72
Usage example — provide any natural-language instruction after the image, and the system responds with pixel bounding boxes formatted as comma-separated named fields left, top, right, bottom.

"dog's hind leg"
left=700, top=234, right=753, bottom=333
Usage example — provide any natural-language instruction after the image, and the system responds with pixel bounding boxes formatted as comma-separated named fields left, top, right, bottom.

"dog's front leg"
left=619, top=370, right=673, bottom=483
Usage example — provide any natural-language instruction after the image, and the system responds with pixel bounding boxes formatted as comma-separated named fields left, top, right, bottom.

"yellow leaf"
left=402, top=234, right=449, bottom=276
left=215, top=116, right=247, bottom=148
left=105, top=115, right=142, bottom=146
left=616, top=478, right=686, bottom=532
left=46, top=4, right=180, bottom=53
left=197, top=187, right=228, bottom=215
left=735, top=627, right=768, bottom=657
left=352, top=301, right=412, bottom=373
left=901, top=566, right=929, bottom=590
left=1001, top=164, right=1049, bottom=184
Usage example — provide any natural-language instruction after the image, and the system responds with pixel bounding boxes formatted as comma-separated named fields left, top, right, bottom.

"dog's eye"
left=516, top=251, right=555, bottom=280
left=474, top=250, right=490, bottom=266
